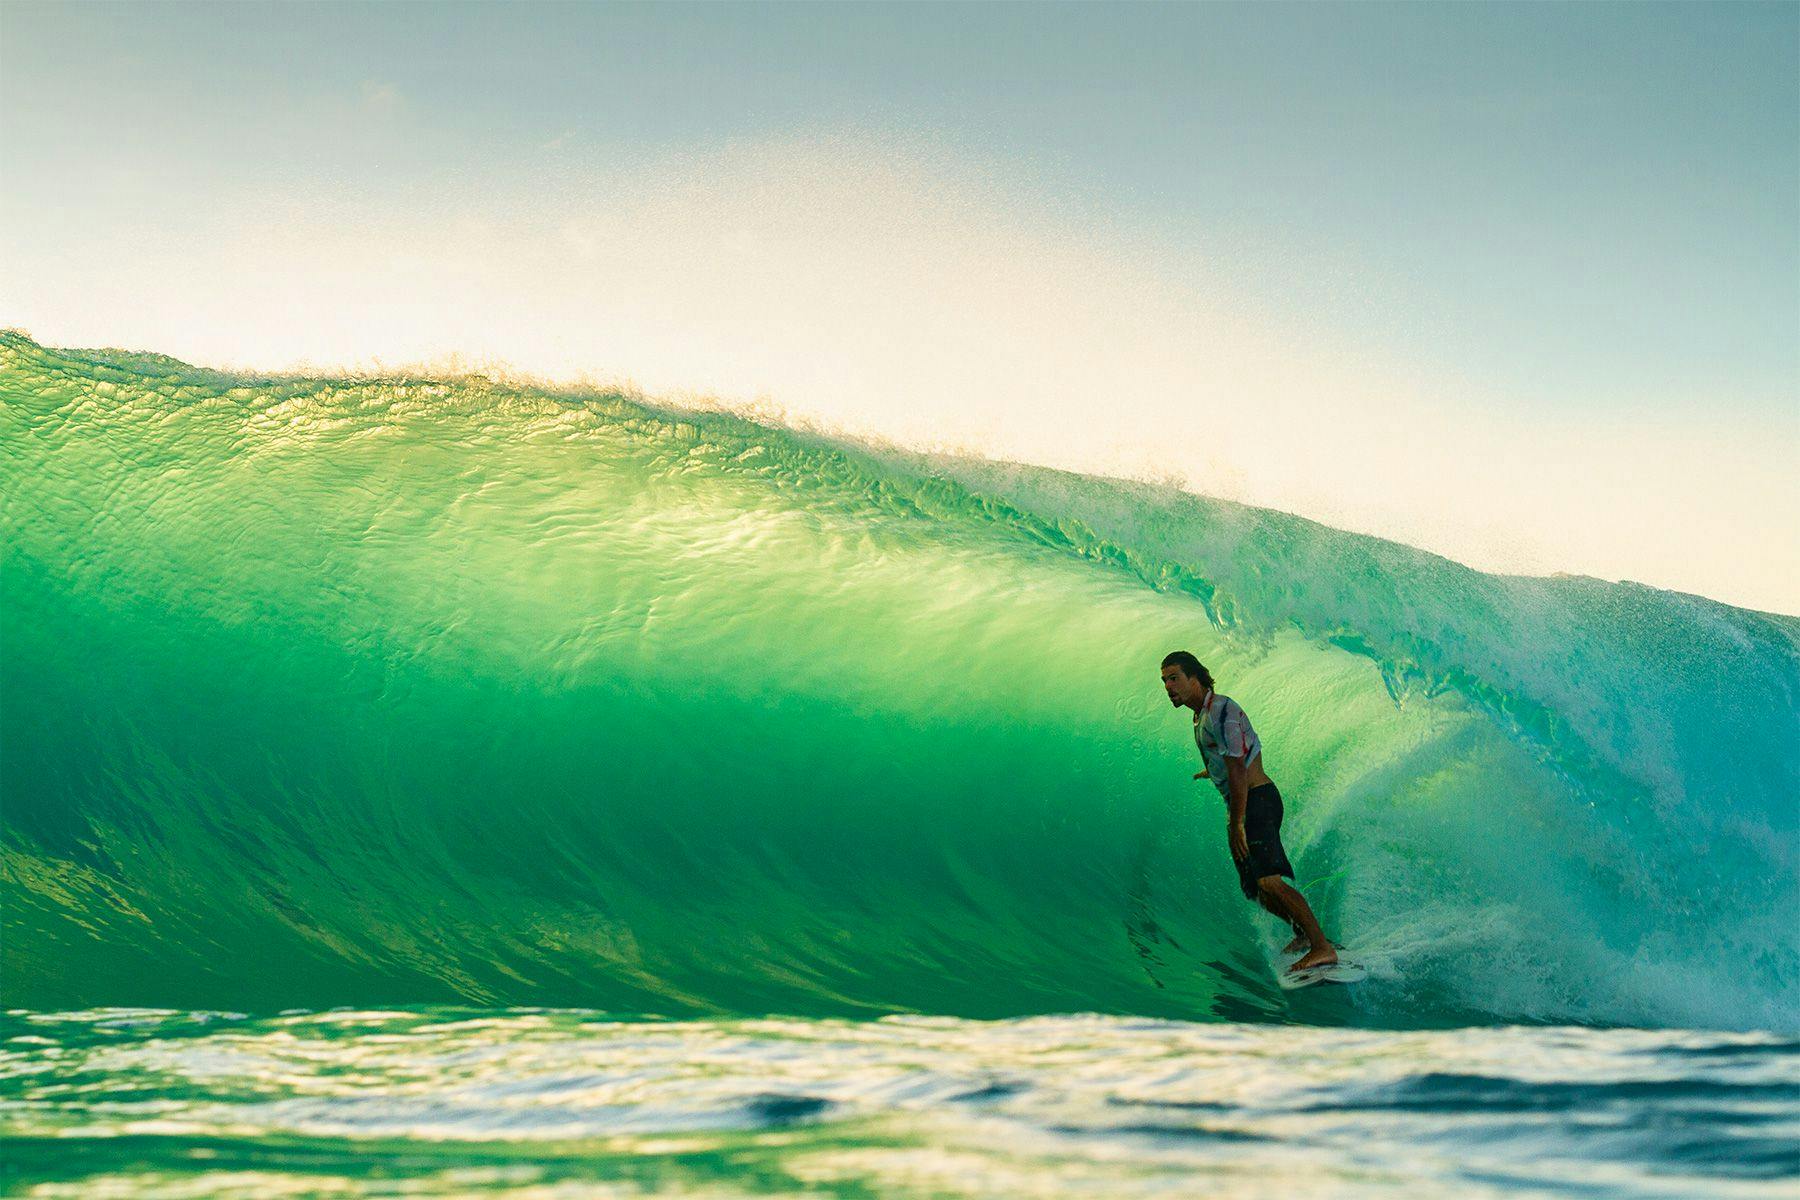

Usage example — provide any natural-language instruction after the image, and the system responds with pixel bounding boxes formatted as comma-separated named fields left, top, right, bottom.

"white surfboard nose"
left=1278, top=960, right=1369, bottom=990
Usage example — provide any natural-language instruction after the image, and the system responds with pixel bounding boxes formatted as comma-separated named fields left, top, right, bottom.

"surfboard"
left=1276, top=956, right=1367, bottom=990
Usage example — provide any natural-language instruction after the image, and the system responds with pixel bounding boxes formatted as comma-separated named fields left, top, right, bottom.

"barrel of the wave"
left=2, top=332, right=1796, bottom=1031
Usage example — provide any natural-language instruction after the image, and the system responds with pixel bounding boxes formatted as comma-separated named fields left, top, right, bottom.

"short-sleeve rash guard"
left=1194, top=693, right=1262, bottom=799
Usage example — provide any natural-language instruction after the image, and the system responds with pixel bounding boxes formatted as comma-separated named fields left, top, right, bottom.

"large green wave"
left=3, top=332, right=1795, bottom=1030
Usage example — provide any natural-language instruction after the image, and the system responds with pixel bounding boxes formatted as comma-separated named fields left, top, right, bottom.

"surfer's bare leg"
left=1257, top=877, right=1335, bottom=971
left=1252, top=893, right=1305, bottom=951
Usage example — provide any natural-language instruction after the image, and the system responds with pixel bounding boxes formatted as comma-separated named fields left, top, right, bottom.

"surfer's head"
left=1160, top=651, right=1212, bottom=706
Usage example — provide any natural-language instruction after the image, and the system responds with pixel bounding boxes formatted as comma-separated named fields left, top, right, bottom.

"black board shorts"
left=1235, top=782, right=1296, bottom=900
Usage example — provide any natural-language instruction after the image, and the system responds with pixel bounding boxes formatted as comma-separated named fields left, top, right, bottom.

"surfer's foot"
left=1288, top=944, right=1338, bottom=973
left=1282, top=934, right=1307, bottom=955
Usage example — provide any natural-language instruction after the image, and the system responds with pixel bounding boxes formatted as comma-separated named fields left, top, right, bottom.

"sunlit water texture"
left=3, top=1008, right=1796, bottom=1199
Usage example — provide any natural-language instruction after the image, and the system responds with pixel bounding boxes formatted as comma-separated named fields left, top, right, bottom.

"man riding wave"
left=1160, top=651, right=1337, bottom=973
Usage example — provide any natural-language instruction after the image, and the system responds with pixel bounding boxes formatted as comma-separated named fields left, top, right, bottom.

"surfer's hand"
left=1228, top=819, right=1248, bottom=862
left=1193, top=770, right=1209, bottom=780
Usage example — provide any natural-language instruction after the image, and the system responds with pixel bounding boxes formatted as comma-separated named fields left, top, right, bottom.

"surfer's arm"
left=1225, top=755, right=1250, bottom=860
left=1224, top=756, right=1249, bottom=819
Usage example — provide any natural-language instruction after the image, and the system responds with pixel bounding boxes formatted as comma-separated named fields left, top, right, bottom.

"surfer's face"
left=1161, top=666, right=1195, bottom=706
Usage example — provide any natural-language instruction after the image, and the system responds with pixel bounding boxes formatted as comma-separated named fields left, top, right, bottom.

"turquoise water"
left=2, top=332, right=1796, bottom=1195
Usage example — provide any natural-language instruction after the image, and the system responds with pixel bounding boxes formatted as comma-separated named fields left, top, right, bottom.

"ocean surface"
left=3, top=332, right=1796, bottom=1196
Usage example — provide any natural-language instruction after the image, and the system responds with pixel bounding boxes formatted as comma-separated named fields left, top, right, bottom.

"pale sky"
left=3, top=2, right=1796, bottom=613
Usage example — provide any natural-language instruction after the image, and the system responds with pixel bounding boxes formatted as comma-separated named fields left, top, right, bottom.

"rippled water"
left=4, top=1008, right=1795, bottom=1198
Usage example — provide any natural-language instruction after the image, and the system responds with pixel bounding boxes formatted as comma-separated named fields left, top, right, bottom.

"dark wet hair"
left=1160, top=651, right=1212, bottom=689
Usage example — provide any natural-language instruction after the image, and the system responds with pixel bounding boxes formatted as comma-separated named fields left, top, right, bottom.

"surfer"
left=1160, top=651, right=1337, bottom=973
